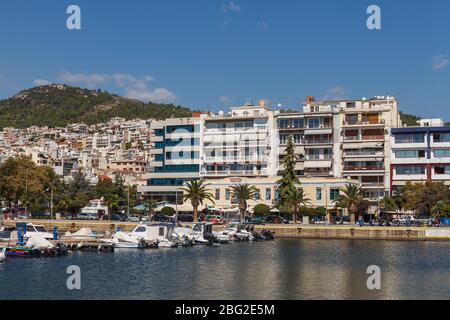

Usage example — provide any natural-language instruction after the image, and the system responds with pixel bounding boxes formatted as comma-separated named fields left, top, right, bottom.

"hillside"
left=0, top=84, right=193, bottom=129
left=399, top=111, right=421, bottom=127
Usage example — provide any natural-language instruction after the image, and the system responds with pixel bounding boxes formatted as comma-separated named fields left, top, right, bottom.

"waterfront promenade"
left=3, top=219, right=450, bottom=242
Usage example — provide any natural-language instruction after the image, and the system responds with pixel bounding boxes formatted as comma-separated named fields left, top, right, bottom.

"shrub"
left=161, top=206, right=176, bottom=216
left=253, top=204, right=271, bottom=216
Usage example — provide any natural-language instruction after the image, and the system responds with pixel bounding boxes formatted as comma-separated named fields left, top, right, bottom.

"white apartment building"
left=390, top=118, right=450, bottom=191
left=200, top=101, right=278, bottom=178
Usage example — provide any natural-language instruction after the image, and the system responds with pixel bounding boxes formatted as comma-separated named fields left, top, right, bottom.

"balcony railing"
left=202, top=170, right=268, bottom=176
left=203, top=156, right=267, bottom=162
left=305, top=155, right=333, bottom=160
left=343, top=151, right=384, bottom=156
left=343, top=166, right=385, bottom=171
left=343, top=120, right=384, bottom=126
left=302, top=139, right=333, bottom=145
left=343, top=135, right=384, bottom=141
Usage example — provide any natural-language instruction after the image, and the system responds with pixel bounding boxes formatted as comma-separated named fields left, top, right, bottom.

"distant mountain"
left=0, top=84, right=193, bottom=129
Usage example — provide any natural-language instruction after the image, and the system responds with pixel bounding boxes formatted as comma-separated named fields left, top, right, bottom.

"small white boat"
left=63, top=228, right=98, bottom=240
left=0, top=246, right=5, bottom=262
left=23, top=223, right=54, bottom=240
left=106, top=223, right=177, bottom=248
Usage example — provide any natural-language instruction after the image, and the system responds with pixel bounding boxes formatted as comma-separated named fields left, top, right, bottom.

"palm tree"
left=335, top=184, right=364, bottom=224
left=282, top=187, right=311, bottom=224
left=144, top=199, right=158, bottom=218
left=105, top=193, right=121, bottom=221
left=230, top=184, right=259, bottom=222
left=181, top=179, right=215, bottom=222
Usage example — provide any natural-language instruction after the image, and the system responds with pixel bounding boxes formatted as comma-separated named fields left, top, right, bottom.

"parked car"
left=76, top=213, right=98, bottom=220
left=102, top=214, right=127, bottom=221
left=265, top=215, right=289, bottom=224
left=178, top=214, right=194, bottom=222
left=126, top=214, right=142, bottom=222
left=151, top=214, right=175, bottom=223
left=30, top=211, right=51, bottom=219
left=393, top=215, right=417, bottom=226
left=206, top=214, right=225, bottom=225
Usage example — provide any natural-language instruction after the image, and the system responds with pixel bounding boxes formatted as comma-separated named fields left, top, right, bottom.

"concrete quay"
left=3, top=219, right=450, bottom=241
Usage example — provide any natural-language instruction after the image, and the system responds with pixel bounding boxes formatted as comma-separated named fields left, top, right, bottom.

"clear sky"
left=0, top=0, right=449, bottom=118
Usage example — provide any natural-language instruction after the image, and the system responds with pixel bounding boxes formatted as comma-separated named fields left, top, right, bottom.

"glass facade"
left=396, top=166, right=425, bottom=175
left=395, top=133, right=425, bottom=143
left=395, top=150, right=425, bottom=158
left=434, top=149, right=450, bottom=157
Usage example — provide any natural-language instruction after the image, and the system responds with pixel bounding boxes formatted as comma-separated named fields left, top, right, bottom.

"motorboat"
left=221, top=222, right=254, bottom=241
left=107, top=231, right=157, bottom=249
left=21, top=223, right=54, bottom=240
left=116, top=223, right=178, bottom=248
left=0, top=246, right=5, bottom=262
left=178, top=223, right=229, bottom=245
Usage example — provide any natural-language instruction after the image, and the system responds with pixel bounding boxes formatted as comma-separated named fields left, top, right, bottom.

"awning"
left=304, top=129, right=333, bottom=135
left=344, top=158, right=379, bottom=162
left=342, top=142, right=383, bottom=149
left=304, top=161, right=332, bottom=168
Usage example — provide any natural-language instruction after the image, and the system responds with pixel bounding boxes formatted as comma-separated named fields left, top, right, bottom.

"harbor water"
left=0, top=239, right=449, bottom=300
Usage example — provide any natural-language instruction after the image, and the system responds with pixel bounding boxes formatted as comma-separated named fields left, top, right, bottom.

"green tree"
left=282, top=187, right=311, bottom=223
left=161, top=206, right=176, bottom=216
left=335, top=184, right=364, bottom=224
left=144, top=199, right=158, bottom=217
left=277, top=136, right=300, bottom=200
left=230, top=184, right=259, bottom=222
left=253, top=203, right=271, bottom=216
left=181, top=179, right=215, bottom=222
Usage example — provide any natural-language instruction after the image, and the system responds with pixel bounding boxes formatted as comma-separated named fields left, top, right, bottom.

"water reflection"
left=0, top=240, right=449, bottom=300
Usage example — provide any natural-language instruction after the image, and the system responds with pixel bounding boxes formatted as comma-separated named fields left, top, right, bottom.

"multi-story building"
left=139, top=117, right=202, bottom=203
left=337, top=96, right=401, bottom=209
left=390, top=118, right=450, bottom=191
left=277, top=98, right=341, bottom=177
left=200, top=101, right=278, bottom=178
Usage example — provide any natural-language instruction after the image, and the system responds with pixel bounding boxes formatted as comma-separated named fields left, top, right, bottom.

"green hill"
left=0, top=84, right=193, bottom=129
left=399, top=111, right=421, bottom=127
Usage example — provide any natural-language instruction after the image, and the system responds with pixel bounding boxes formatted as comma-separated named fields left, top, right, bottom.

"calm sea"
left=0, top=239, right=449, bottom=300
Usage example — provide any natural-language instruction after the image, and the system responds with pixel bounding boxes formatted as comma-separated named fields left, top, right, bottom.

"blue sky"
left=0, top=0, right=449, bottom=118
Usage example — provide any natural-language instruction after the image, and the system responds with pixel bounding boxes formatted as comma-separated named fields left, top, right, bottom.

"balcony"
left=343, top=120, right=384, bottom=127
left=343, top=135, right=384, bottom=142
left=201, top=169, right=268, bottom=177
left=305, top=155, right=333, bottom=161
left=343, top=150, right=384, bottom=157
left=343, top=165, right=384, bottom=171
left=302, top=139, right=333, bottom=145
left=203, top=156, right=267, bottom=163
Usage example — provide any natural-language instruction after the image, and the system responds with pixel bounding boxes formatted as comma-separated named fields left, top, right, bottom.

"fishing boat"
left=5, top=246, right=41, bottom=258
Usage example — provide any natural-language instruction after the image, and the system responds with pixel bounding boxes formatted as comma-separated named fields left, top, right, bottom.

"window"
left=316, top=188, right=322, bottom=201
left=255, top=190, right=260, bottom=200
left=395, top=150, right=425, bottom=158
left=396, top=166, right=425, bottom=175
left=395, top=133, right=425, bottom=144
left=166, top=152, right=172, bottom=160
left=434, top=133, right=450, bottom=143
left=159, top=227, right=165, bottom=237
left=134, top=226, right=146, bottom=233
left=225, top=189, right=231, bottom=201
left=434, top=149, right=450, bottom=157
left=330, top=189, right=339, bottom=201
left=434, top=166, right=450, bottom=175
left=215, top=189, right=220, bottom=200
left=265, top=188, right=271, bottom=201
left=293, top=134, right=302, bottom=144
left=293, top=118, right=304, bottom=128
left=280, top=134, right=288, bottom=145
left=279, top=119, right=290, bottom=129
left=308, top=117, right=320, bottom=128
